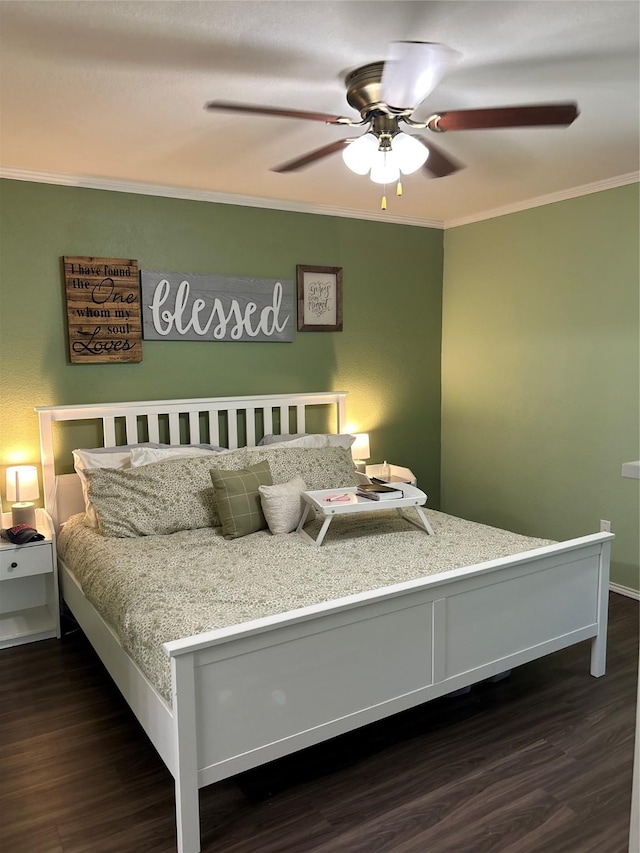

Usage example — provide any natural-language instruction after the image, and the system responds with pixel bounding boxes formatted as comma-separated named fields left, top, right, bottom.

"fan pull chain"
left=380, top=182, right=403, bottom=208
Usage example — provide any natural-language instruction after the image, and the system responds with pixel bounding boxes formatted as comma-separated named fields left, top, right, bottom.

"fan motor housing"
left=345, top=62, right=385, bottom=117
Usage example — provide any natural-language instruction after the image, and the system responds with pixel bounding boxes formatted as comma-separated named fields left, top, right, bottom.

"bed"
left=36, top=391, right=613, bottom=853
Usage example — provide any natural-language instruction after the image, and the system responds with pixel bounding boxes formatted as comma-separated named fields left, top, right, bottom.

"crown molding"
left=0, top=167, right=444, bottom=229
left=1, top=166, right=637, bottom=231
left=444, top=172, right=640, bottom=229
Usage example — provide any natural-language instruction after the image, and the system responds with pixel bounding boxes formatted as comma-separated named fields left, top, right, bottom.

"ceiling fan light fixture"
left=342, top=133, right=378, bottom=175
left=392, top=132, right=429, bottom=174
left=369, top=149, right=400, bottom=184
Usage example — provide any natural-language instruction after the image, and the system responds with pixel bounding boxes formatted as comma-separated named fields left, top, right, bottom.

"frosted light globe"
left=342, top=134, right=378, bottom=175
left=393, top=133, right=429, bottom=175
left=369, top=150, right=400, bottom=184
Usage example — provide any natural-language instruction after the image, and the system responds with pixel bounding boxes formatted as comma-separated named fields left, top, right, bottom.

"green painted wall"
left=0, top=179, right=443, bottom=500
left=2, top=177, right=637, bottom=591
left=442, top=184, right=640, bottom=590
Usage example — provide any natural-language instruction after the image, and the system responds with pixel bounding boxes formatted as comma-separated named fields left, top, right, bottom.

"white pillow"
left=73, top=448, right=133, bottom=528
left=259, top=476, right=308, bottom=534
left=261, top=434, right=355, bottom=450
left=129, top=446, right=222, bottom=467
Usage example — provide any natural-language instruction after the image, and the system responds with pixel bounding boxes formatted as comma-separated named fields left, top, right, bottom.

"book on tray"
left=356, top=483, right=404, bottom=501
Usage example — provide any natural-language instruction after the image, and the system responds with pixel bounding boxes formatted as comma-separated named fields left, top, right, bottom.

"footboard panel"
left=195, top=596, right=433, bottom=775
left=437, top=547, right=600, bottom=681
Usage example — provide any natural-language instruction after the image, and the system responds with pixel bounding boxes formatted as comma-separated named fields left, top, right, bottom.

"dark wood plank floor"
left=0, top=593, right=637, bottom=853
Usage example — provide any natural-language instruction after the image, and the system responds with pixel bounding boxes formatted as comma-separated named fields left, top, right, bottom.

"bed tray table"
left=297, top=484, right=434, bottom=546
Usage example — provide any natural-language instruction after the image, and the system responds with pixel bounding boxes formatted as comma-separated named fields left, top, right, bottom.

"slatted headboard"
left=36, top=391, right=347, bottom=530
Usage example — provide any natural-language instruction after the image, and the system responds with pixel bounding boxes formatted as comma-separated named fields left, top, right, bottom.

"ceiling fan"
left=205, top=41, right=579, bottom=209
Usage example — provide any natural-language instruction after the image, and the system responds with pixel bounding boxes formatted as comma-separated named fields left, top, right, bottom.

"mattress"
left=57, top=509, right=553, bottom=703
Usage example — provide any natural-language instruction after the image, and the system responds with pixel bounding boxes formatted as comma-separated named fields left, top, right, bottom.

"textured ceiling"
left=0, top=0, right=638, bottom=225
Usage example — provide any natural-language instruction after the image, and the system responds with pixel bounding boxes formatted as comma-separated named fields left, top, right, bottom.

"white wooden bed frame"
left=36, top=391, right=613, bottom=853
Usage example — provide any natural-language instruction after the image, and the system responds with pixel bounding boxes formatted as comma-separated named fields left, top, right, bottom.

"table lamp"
left=351, top=433, right=370, bottom=473
left=6, top=465, right=40, bottom=528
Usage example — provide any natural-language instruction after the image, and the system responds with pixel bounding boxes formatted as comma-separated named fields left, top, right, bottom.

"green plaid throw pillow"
left=210, top=460, right=273, bottom=539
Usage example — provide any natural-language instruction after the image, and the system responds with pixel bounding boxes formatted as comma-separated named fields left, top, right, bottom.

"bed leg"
left=171, top=655, right=202, bottom=853
left=590, top=540, right=611, bottom=678
left=590, top=633, right=607, bottom=678
left=175, top=778, right=201, bottom=853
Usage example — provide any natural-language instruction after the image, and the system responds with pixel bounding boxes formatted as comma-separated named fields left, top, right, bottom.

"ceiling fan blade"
left=381, top=41, right=461, bottom=111
left=417, top=138, right=464, bottom=178
left=205, top=100, right=348, bottom=125
left=272, top=139, right=353, bottom=173
left=428, top=103, right=579, bottom=132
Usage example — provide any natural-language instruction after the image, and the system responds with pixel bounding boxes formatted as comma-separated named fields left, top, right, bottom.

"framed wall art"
left=296, top=265, right=343, bottom=332
left=63, top=256, right=142, bottom=363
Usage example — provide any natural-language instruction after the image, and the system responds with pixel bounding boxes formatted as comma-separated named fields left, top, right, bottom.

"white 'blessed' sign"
left=141, top=270, right=294, bottom=342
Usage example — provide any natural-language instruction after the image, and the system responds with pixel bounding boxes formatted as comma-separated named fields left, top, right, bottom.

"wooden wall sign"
left=141, top=269, right=294, bottom=342
left=63, top=256, right=142, bottom=363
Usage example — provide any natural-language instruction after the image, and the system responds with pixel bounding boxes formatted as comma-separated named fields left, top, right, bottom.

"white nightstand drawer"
left=0, top=543, right=53, bottom=581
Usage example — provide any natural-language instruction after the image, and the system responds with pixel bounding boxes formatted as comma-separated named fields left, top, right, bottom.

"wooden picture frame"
left=62, top=256, right=143, bottom=363
left=296, top=265, right=343, bottom=332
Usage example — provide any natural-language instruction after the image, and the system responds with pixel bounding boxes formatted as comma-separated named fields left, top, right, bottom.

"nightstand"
left=0, top=508, right=60, bottom=648
left=365, top=463, right=417, bottom=486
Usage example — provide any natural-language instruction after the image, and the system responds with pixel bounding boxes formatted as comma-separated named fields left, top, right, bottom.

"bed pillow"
left=259, top=476, right=307, bottom=535
left=244, top=445, right=360, bottom=490
left=73, top=444, right=161, bottom=528
left=129, top=445, right=225, bottom=467
left=258, top=433, right=356, bottom=449
left=85, top=451, right=248, bottom=537
left=259, top=433, right=307, bottom=445
left=210, top=460, right=272, bottom=539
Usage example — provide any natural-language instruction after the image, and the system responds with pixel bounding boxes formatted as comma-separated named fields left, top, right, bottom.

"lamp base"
left=11, top=503, right=36, bottom=529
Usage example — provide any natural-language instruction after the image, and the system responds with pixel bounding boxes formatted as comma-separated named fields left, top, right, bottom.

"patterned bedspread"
left=57, top=509, right=553, bottom=703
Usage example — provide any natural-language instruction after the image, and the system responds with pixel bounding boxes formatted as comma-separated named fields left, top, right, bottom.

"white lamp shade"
left=351, top=433, right=371, bottom=461
left=342, top=134, right=378, bottom=175
left=393, top=133, right=429, bottom=174
left=381, top=41, right=461, bottom=110
left=6, top=465, right=40, bottom=503
left=369, top=150, right=400, bottom=184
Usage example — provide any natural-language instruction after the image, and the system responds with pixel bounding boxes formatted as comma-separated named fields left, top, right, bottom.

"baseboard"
left=609, top=582, right=640, bottom=601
